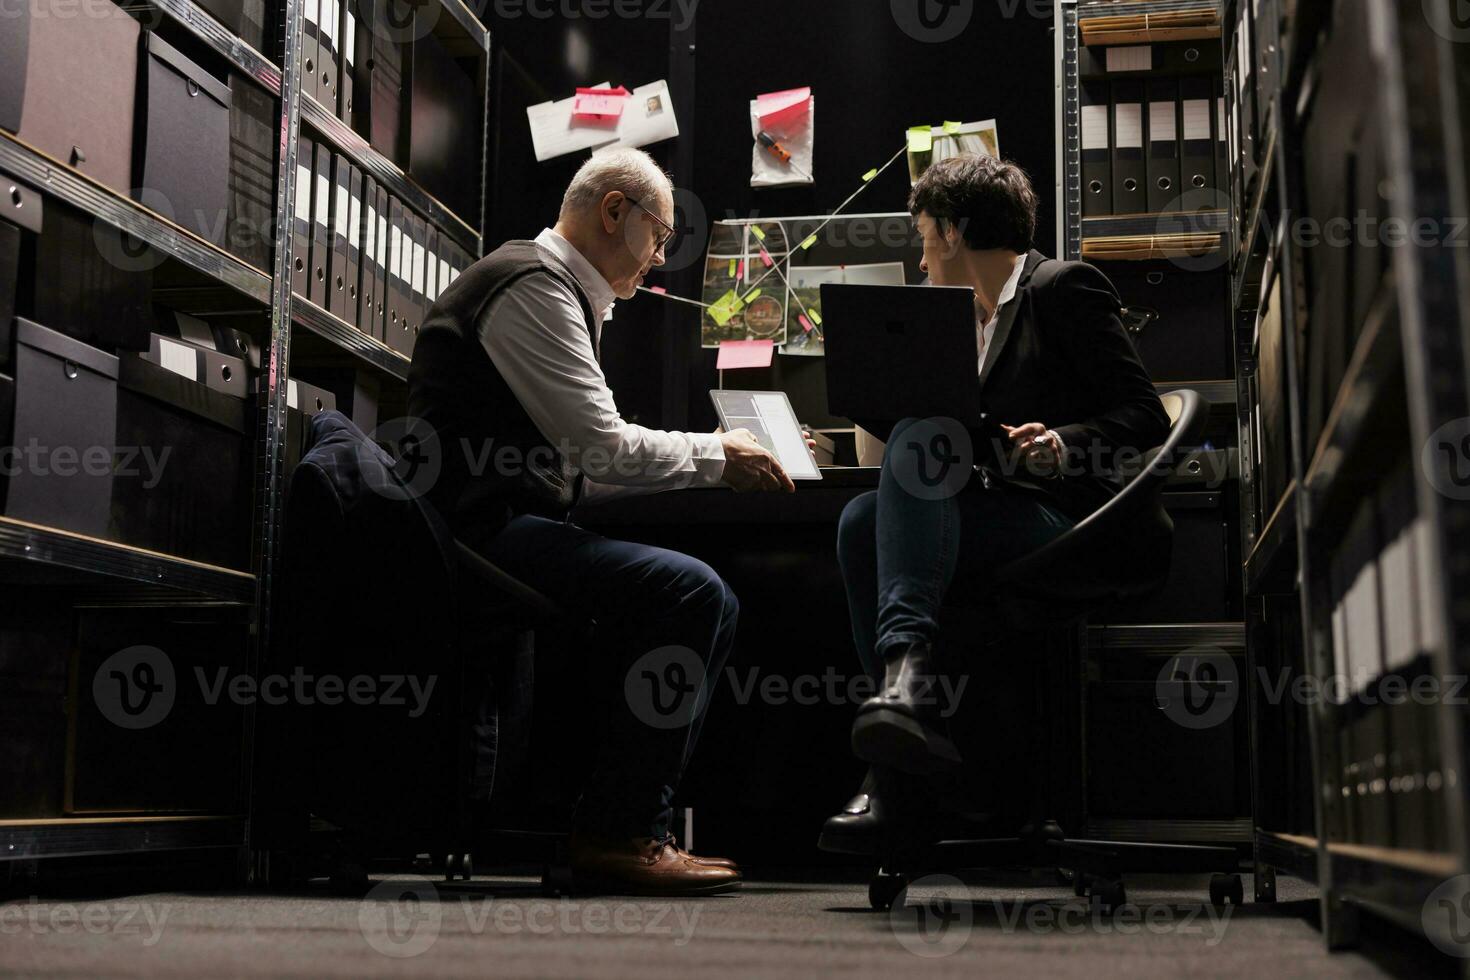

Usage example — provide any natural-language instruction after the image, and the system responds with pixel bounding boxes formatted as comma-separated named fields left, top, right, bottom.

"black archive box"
left=136, top=33, right=233, bottom=251
left=1101, top=260, right=1232, bottom=383
left=112, top=349, right=253, bottom=568
left=0, top=318, right=119, bottom=537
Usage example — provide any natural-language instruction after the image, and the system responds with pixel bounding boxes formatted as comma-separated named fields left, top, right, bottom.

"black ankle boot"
left=850, top=641, right=963, bottom=774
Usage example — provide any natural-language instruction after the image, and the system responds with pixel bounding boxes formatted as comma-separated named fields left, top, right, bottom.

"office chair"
left=260, top=411, right=579, bottom=887
left=865, top=389, right=1247, bottom=914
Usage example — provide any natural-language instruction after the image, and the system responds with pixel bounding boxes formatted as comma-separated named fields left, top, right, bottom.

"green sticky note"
left=728, top=259, right=737, bottom=277
left=800, top=234, right=818, bottom=251
left=750, top=225, right=766, bottom=241
left=745, top=288, right=762, bottom=302
left=943, top=120, right=963, bottom=134
left=862, top=168, right=879, bottom=182
left=808, top=308, right=823, bottom=326
left=907, top=126, right=933, bottom=153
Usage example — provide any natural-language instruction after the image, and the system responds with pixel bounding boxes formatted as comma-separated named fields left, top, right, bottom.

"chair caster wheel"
left=329, top=862, right=369, bottom=893
left=445, top=853, right=473, bottom=882
left=1209, top=873, right=1244, bottom=907
left=1089, top=878, right=1125, bottom=914
left=543, top=866, right=574, bottom=897
left=1073, top=872, right=1091, bottom=897
left=869, top=870, right=908, bottom=911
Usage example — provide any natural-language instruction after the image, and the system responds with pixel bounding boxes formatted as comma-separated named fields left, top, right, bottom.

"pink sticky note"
left=759, top=247, right=773, bottom=267
left=798, top=314, right=814, bottom=333
left=716, top=339, right=775, bottom=370
left=737, top=259, right=746, bottom=279
left=756, top=86, right=812, bottom=127
left=647, top=285, right=667, bottom=294
left=573, top=86, right=630, bottom=122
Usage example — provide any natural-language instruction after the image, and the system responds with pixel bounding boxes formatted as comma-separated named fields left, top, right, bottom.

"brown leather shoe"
left=568, top=833, right=741, bottom=895
left=666, top=836, right=740, bottom=873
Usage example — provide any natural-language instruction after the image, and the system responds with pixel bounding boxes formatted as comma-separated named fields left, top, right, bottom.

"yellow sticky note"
left=709, top=290, right=738, bottom=326
left=750, top=225, right=766, bottom=241
left=800, top=234, right=817, bottom=251
left=728, top=259, right=737, bottom=277
left=943, top=120, right=962, bottom=134
left=808, top=308, right=823, bottom=325
left=745, top=288, right=762, bottom=302
left=862, top=168, right=879, bottom=182
left=907, top=126, right=933, bottom=154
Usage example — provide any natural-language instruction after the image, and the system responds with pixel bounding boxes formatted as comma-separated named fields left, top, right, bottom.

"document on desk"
left=710, top=389, right=822, bottom=480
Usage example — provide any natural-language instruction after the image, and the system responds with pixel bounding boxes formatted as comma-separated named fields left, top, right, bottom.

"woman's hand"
left=1001, top=422, right=1064, bottom=477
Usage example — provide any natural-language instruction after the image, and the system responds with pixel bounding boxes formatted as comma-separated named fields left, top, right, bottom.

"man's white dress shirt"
left=477, top=229, right=725, bottom=503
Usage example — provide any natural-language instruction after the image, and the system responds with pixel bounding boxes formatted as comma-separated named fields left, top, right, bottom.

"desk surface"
left=578, top=450, right=1237, bottom=527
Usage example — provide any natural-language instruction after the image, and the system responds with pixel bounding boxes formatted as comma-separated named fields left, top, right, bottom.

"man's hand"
left=1001, top=422, right=1064, bottom=477
left=720, top=429, right=796, bottom=493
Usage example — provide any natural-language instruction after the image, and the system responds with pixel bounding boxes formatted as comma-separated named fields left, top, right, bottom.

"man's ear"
left=600, top=191, right=625, bottom=234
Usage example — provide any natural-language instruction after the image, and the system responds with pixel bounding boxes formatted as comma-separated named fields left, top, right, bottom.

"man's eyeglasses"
left=625, top=195, right=678, bottom=253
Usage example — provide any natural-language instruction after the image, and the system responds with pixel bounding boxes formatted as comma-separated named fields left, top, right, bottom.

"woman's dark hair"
left=908, top=154, right=1038, bottom=253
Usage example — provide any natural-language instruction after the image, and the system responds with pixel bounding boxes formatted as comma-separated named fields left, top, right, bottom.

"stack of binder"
left=292, top=136, right=471, bottom=358
left=1080, top=67, right=1228, bottom=218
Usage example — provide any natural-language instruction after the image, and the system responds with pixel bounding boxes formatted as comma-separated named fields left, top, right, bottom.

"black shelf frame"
left=0, top=516, right=256, bottom=604
left=0, top=134, right=273, bottom=305
left=0, top=816, right=247, bottom=860
left=290, top=292, right=410, bottom=381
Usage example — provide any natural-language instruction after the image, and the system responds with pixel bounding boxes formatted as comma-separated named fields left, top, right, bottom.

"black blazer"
left=860, top=251, right=1171, bottom=520
left=976, top=249, right=1171, bottom=519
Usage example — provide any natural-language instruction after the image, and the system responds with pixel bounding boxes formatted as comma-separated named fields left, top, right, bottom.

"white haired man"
left=408, top=149, right=792, bottom=894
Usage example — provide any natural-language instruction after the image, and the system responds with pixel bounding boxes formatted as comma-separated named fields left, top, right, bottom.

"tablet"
left=709, top=390, right=822, bottom=481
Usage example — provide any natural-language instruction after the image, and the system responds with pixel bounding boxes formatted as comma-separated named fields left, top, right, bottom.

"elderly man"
left=409, top=149, right=792, bottom=894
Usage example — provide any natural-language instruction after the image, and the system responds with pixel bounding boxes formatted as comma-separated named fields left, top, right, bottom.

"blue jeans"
left=471, top=515, right=739, bottom=839
left=838, top=418, right=1076, bottom=681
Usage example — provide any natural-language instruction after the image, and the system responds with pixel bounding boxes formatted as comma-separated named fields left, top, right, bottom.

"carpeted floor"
left=0, top=872, right=1457, bottom=978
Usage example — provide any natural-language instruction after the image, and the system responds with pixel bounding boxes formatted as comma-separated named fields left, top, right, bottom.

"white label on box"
left=334, top=185, right=349, bottom=239
left=1149, top=101, right=1177, bottom=143
left=390, top=226, right=402, bottom=280
left=304, top=0, right=317, bottom=29
left=1183, top=100, right=1212, bottom=142
left=1082, top=105, right=1109, bottom=150
left=377, top=214, right=387, bottom=266
left=364, top=206, right=377, bottom=263
left=450, top=266, right=460, bottom=283
left=1114, top=103, right=1143, bottom=148
left=440, top=258, right=451, bottom=290
left=345, top=9, right=356, bottom=65
left=294, top=164, right=311, bottom=222
left=413, top=242, right=425, bottom=294
left=287, top=379, right=299, bottom=410
left=158, top=338, right=198, bottom=382
left=1106, top=46, right=1151, bottom=73
left=349, top=193, right=360, bottom=251
left=315, top=174, right=329, bottom=227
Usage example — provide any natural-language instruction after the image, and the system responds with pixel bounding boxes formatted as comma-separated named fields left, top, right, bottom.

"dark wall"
left=485, top=0, right=1056, bottom=431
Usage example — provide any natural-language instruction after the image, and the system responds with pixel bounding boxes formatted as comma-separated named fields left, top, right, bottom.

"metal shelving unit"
left=1237, top=0, right=1470, bottom=952
left=4, top=0, right=491, bottom=879
left=1057, top=0, right=1250, bottom=858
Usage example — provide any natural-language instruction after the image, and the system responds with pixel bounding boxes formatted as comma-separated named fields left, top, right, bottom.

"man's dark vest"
left=407, top=240, right=600, bottom=539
